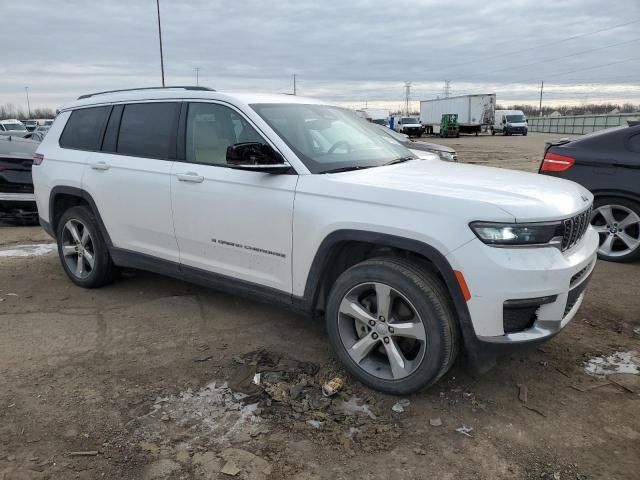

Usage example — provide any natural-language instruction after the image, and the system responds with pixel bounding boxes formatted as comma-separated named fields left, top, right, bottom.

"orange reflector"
left=454, top=270, right=471, bottom=302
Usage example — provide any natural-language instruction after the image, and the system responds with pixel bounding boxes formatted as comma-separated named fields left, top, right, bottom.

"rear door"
left=80, top=102, right=180, bottom=263
left=170, top=101, right=297, bottom=293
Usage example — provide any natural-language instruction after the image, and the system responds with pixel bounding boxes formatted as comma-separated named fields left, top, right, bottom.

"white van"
left=492, top=110, right=528, bottom=136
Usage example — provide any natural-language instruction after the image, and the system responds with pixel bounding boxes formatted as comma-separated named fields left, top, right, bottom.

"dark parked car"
left=539, top=125, right=640, bottom=262
left=0, top=135, right=39, bottom=223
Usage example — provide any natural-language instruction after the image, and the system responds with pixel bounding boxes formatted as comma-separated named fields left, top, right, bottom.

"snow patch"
left=584, top=351, right=640, bottom=378
left=0, top=243, right=57, bottom=257
left=135, top=381, right=266, bottom=449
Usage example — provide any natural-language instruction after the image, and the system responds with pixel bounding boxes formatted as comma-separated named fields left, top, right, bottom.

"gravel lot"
left=1, top=133, right=639, bottom=480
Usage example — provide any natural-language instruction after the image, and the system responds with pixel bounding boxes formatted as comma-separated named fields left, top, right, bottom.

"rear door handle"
left=90, top=161, right=110, bottom=171
left=176, top=172, right=204, bottom=183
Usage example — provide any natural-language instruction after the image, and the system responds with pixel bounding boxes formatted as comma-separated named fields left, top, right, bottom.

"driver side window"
left=186, top=103, right=264, bottom=166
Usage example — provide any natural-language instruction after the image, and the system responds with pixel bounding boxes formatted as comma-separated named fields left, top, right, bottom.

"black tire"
left=491, top=128, right=495, bottom=136
left=592, top=197, right=640, bottom=263
left=523, top=132, right=528, bottom=136
left=56, top=205, right=117, bottom=288
left=325, top=257, right=459, bottom=394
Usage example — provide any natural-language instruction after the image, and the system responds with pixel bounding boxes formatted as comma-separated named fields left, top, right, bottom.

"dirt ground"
left=1, top=133, right=639, bottom=480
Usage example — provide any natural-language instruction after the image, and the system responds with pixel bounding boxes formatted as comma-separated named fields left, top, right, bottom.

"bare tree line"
left=497, top=103, right=640, bottom=117
left=0, top=103, right=56, bottom=120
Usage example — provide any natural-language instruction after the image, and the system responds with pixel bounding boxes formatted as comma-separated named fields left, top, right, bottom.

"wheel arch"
left=48, top=186, right=113, bottom=246
left=591, top=189, right=640, bottom=205
left=301, top=229, right=475, bottom=339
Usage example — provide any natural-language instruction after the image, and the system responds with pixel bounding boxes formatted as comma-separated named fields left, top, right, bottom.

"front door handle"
left=90, top=161, right=110, bottom=171
left=176, top=172, right=204, bottom=183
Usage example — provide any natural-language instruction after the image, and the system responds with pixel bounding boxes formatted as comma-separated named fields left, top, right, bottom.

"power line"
left=437, top=18, right=640, bottom=73
left=464, top=37, right=640, bottom=79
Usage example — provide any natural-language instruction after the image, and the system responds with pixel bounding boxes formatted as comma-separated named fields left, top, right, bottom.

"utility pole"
left=156, top=0, right=165, bottom=87
left=194, top=67, right=200, bottom=86
left=293, top=73, right=296, bottom=95
left=538, top=80, right=544, bottom=117
left=404, top=81, right=412, bottom=115
left=25, top=86, right=31, bottom=118
left=444, top=80, right=451, bottom=98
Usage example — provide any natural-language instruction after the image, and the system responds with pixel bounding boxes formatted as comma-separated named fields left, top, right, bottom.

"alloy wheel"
left=337, top=282, right=427, bottom=381
left=591, top=204, right=640, bottom=257
left=61, top=219, right=95, bottom=279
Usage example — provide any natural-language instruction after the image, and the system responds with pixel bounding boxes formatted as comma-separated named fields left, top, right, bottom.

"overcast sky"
left=2, top=0, right=640, bottom=112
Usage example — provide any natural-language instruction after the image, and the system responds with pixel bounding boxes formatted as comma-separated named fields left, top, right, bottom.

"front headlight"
left=470, top=221, right=563, bottom=246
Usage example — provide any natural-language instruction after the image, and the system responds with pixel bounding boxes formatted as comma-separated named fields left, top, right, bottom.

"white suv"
left=33, top=87, right=598, bottom=394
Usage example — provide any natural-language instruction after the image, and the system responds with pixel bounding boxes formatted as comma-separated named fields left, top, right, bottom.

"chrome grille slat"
left=561, top=205, right=592, bottom=252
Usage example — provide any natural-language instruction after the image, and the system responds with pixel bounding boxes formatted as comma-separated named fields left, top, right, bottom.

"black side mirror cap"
left=226, top=142, right=291, bottom=173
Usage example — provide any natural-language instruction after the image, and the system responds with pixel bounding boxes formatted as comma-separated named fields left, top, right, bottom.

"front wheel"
left=325, top=258, right=459, bottom=394
left=591, top=198, right=640, bottom=262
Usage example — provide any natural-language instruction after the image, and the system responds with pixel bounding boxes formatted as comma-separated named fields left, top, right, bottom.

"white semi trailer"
left=420, top=94, right=496, bottom=135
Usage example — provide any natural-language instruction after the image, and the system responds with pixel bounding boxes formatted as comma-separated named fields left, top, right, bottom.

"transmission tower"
left=444, top=80, right=451, bottom=98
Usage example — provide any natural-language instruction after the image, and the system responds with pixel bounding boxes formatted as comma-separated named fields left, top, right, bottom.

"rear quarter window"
left=116, top=102, right=178, bottom=159
left=59, top=106, right=110, bottom=150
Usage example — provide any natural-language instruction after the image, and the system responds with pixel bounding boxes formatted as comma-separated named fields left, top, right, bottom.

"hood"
left=408, top=141, right=455, bottom=154
left=326, top=160, right=592, bottom=222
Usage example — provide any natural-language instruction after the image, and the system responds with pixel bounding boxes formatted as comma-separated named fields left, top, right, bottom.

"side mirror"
left=226, top=142, right=291, bottom=174
left=502, top=118, right=506, bottom=124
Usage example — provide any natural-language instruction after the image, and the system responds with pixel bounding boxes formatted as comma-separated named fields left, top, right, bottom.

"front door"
left=170, top=102, right=297, bottom=293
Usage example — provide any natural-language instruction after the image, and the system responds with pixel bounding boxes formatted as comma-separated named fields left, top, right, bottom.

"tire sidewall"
left=326, top=261, right=452, bottom=394
left=56, top=206, right=110, bottom=287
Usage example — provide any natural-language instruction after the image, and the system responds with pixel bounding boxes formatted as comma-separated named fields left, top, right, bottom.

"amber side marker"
left=454, top=270, right=471, bottom=302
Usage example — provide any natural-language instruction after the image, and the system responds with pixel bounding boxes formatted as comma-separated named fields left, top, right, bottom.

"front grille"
left=570, top=261, right=593, bottom=287
left=561, top=205, right=592, bottom=251
left=564, top=270, right=593, bottom=317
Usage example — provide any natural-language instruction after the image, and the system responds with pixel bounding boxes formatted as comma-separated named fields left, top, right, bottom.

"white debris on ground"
left=333, top=396, right=377, bottom=419
left=0, top=243, right=57, bottom=257
left=135, top=381, right=267, bottom=450
left=584, top=351, right=640, bottom=378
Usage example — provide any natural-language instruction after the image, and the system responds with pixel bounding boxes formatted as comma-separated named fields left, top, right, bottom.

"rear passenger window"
left=117, top=103, right=177, bottom=159
left=59, top=106, right=110, bottom=150
left=186, top=103, right=264, bottom=166
left=629, top=133, right=640, bottom=153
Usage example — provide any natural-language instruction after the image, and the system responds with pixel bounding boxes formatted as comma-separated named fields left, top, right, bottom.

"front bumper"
left=0, top=192, right=36, bottom=202
left=447, top=227, right=599, bottom=343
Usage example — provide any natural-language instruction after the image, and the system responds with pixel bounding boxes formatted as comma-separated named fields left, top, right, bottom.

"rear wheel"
left=325, top=258, right=458, bottom=394
left=56, top=206, right=117, bottom=287
left=591, top=198, right=640, bottom=262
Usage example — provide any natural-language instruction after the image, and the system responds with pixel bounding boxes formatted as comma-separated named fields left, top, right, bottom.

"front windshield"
left=371, top=118, right=387, bottom=125
left=45, top=120, right=53, bottom=126
left=4, top=123, right=27, bottom=131
left=25, top=121, right=36, bottom=126
left=402, top=117, right=419, bottom=124
left=251, top=103, right=416, bottom=173
left=506, top=115, right=526, bottom=123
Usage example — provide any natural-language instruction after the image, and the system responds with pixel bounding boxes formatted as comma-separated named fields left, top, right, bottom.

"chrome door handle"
left=176, top=172, right=204, bottom=183
left=90, top=161, right=110, bottom=171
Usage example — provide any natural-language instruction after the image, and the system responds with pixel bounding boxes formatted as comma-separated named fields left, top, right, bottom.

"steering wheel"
left=328, top=140, right=352, bottom=154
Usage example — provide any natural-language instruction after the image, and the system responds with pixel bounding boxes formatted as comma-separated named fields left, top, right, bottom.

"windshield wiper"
left=383, top=156, right=414, bottom=166
left=321, top=165, right=375, bottom=174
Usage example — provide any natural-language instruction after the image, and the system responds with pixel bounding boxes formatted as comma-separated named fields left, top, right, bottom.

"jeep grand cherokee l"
left=33, top=87, right=598, bottom=394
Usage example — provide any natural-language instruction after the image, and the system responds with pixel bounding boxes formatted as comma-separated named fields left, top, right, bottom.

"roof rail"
left=77, top=86, right=215, bottom=100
